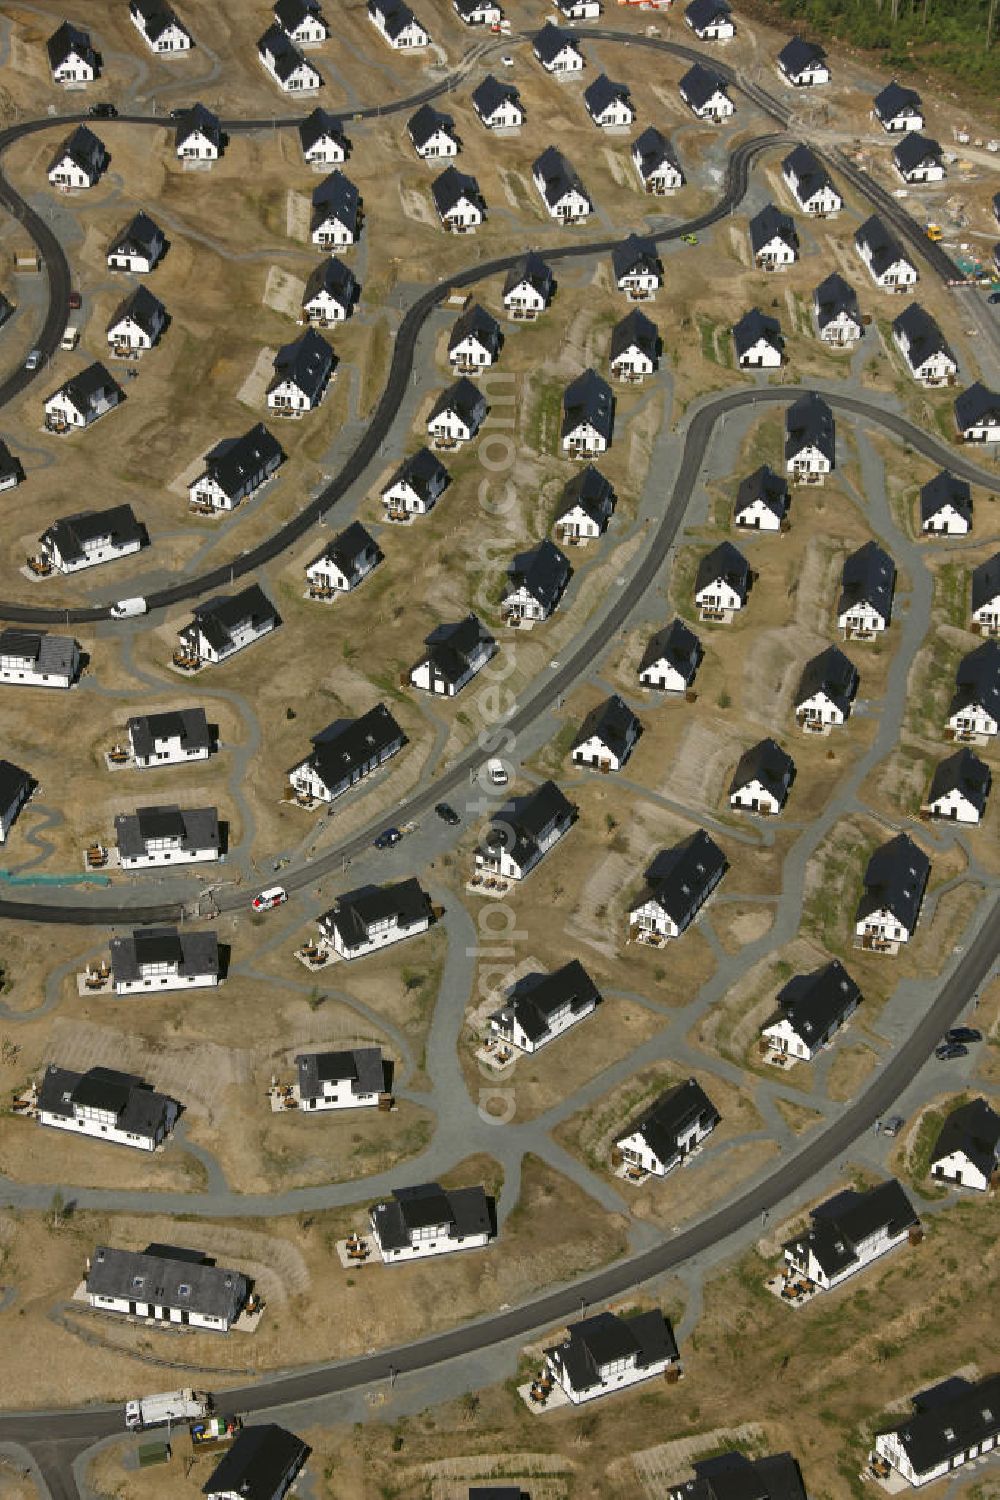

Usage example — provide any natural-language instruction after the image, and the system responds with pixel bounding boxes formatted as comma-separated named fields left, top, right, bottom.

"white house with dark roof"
left=368, top=0, right=430, bottom=48
left=638, top=618, right=702, bottom=693
left=454, top=0, right=503, bottom=24
left=762, top=959, right=861, bottom=1062
left=177, top=585, right=279, bottom=666
left=927, top=746, right=991, bottom=824
left=855, top=833, right=930, bottom=950
left=37, top=1064, right=178, bottom=1151
left=48, top=125, right=107, bottom=189
left=729, top=738, right=795, bottom=815
left=311, top=170, right=360, bottom=246
left=777, top=36, right=830, bottom=86
left=318, top=878, right=431, bottom=960
left=679, top=63, right=734, bottom=121
left=126, top=708, right=211, bottom=769
left=893, top=133, right=945, bottom=184
left=131, top=0, right=193, bottom=52
left=0, top=440, right=21, bottom=495
left=632, top=127, right=684, bottom=194
left=782, top=145, right=842, bottom=216
left=501, top=539, right=571, bottom=623
left=114, top=805, right=219, bottom=870
left=475, top=781, right=575, bottom=883
left=295, top=1046, right=387, bottom=1111
left=694, top=541, right=751, bottom=622
left=106, top=286, right=167, bottom=354
left=616, top=1078, right=720, bottom=1176
left=750, top=204, right=799, bottom=270
left=258, top=23, right=321, bottom=90
left=47, top=22, right=97, bottom=84
left=735, top=465, right=789, bottom=531
left=85, top=1243, right=246, bottom=1330
left=556, top=0, right=601, bottom=18
left=0, top=630, right=80, bottom=689
left=305, top=520, right=382, bottom=598
left=613, top=235, right=662, bottom=300
left=44, top=363, right=123, bottom=432
left=629, top=830, right=728, bottom=942
left=554, top=465, right=615, bottom=542
left=302, top=257, right=356, bottom=323
left=794, top=644, right=858, bottom=730
left=955, top=383, right=1000, bottom=444
left=370, top=1182, right=493, bottom=1263
left=409, top=104, right=460, bottom=160
left=107, top=213, right=165, bottom=274
left=427, top=378, right=487, bottom=448
left=874, top=1374, right=1000, bottom=1488
left=287, top=703, right=405, bottom=804
left=174, top=105, right=221, bottom=161
left=298, top=107, right=347, bottom=166
left=813, top=273, right=864, bottom=347
left=855, top=215, right=918, bottom=291
left=783, top=1179, right=919, bottom=1291
left=449, top=304, right=502, bottom=370
left=533, top=21, right=584, bottom=72
left=533, top=147, right=592, bottom=222
left=409, top=614, right=497, bottom=695
left=502, top=253, right=553, bottom=318
left=188, top=424, right=285, bottom=513
left=892, top=304, right=957, bottom=387
left=872, top=81, right=923, bottom=133
left=266, top=328, right=335, bottom=413
left=571, top=694, right=641, bottom=771
left=785, top=392, right=835, bottom=482
left=610, top=309, right=659, bottom=382
left=972, top=552, right=1000, bottom=634
left=562, top=368, right=614, bottom=454
left=584, top=74, right=635, bottom=129
left=684, top=0, right=734, bottom=39
left=275, top=0, right=328, bottom=45
left=929, top=1099, right=1000, bottom=1191
left=837, top=541, right=896, bottom=639
left=202, top=1425, right=308, bottom=1500
left=920, top=470, right=972, bottom=536
left=382, top=446, right=449, bottom=514
left=947, top=639, right=1000, bottom=740
left=0, top=760, right=33, bottom=844
left=472, top=75, right=524, bottom=130
left=732, top=308, right=783, bottom=369
left=490, top=959, right=599, bottom=1053
left=39, top=504, right=146, bottom=575
left=545, top=1310, right=680, bottom=1405
left=110, top=926, right=220, bottom=994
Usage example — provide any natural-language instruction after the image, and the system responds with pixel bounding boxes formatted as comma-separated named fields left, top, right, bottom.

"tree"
left=48, top=1189, right=65, bottom=1228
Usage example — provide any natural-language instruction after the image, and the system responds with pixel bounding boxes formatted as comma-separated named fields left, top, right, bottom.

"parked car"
left=881, top=1115, right=905, bottom=1138
left=252, top=886, right=287, bottom=912
left=935, top=1042, right=968, bottom=1061
left=88, top=102, right=118, bottom=118
left=68, top=290, right=82, bottom=310
left=945, top=1026, right=982, bottom=1045
left=989, top=291, right=1000, bottom=305
left=60, top=326, right=79, bottom=351
left=373, top=827, right=402, bottom=849
left=435, top=802, right=461, bottom=825
left=487, top=758, right=508, bottom=786
left=24, top=349, right=42, bottom=370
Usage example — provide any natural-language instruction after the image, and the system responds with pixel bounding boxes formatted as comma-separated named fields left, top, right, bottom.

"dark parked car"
left=373, top=826, right=402, bottom=849
left=945, top=1026, right=982, bottom=1045
left=989, top=291, right=1000, bottom=305
left=435, top=802, right=461, bottom=825
left=68, top=290, right=82, bottom=310
left=882, top=1115, right=905, bottom=1138
left=88, top=102, right=118, bottom=118
left=935, top=1042, right=969, bottom=1061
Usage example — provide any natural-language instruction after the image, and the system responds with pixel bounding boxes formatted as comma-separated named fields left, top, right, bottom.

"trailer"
left=190, top=1414, right=242, bottom=1451
left=124, top=1389, right=212, bottom=1431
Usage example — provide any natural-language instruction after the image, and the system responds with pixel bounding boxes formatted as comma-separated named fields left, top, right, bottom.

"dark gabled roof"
left=107, top=284, right=166, bottom=338
left=886, top=1375, right=1000, bottom=1479
left=735, top=464, right=789, bottom=520
left=385, top=445, right=448, bottom=499
left=782, top=144, right=836, bottom=203
left=930, top=1097, right=1000, bottom=1177
left=449, top=303, right=501, bottom=357
left=276, top=0, right=324, bottom=30
left=472, top=73, right=521, bottom=120
left=0, top=758, right=32, bottom=812
left=562, top=368, right=614, bottom=440
left=116, top=805, right=219, bottom=861
left=892, top=302, right=955, bottom=369
left=679, top=61, right=730, bottom=110
left=627, top=1077, right=720, bottom=1165
left=873, top=80, right=922, bottom=123
left=639, top=617, right=701, bottom=678
left=503, top=250, right=553, bottom=300
left=856, top=833, right=930, bottom=928
left=972, top=552, right=1000, bottom=612
left=634, top=830, right=728, bottom=927
left=729, top=737, right=794, bottom=799
left=48, top=361, right=123, bottom=415
left=38, top=1063, right=174, bottom=1137
left=371, top=1182, right=491, bottom=1250
left=813, top=272, right=861, bottom=329
left=507, top=538, right=570, bottom=608
left=584, top=73, right=632, bottom=118
left=108, top=212, right=164, bottom=260
left=49, top=124, right=105, bottom=176
left=89, top=1241, right=245, bottom=1323
left=174, top=104, right=221, bottom=151
left=785, top=391, right=835, bottom=463
left=557, top=464, right=614, bottom=525
left=893, top=132, right=944, bottom=174
left=128, top=707, right=209, bottom=760
left=311, top=170, right=359, bottom=230
left=773, top=959, right=861, bottom=1042
left=190, top=584, right=277, bottom=650
left=203, top=1425, right=308, bottom=1500
left=671, top=1452, right=808, bottom=1500
left=428, top=375, right=484, bottom=426
left=370, top=0, right=423, bottom=40
left=492, top=959, right=600, bottom=1043
left=202, top=422, right=285, bottom=497
left=324, top=878, right=430, bottom=948
left=408, top=102, right=457, bottom=149
left=299, top=106, right=347, bottom=154
left=928, top=747, right=991, bottom=815
left=950, top=639, right=1000, bottom=724
left=533, top=20, right=579, bottom=64
left=313, top=519, right=382, bottom=576
left=305, top=703, right=405, bottom=787
left=302, top=254, right=356, bottom=307
left=784, top=1178, right=918, bottom=1279
left=482, top=780, right=575, bottom=866
left=685, top=0, right=732, bottom=28
left=547, top=1310, right=678, bottom=1392
left=955, top=381, right=1000, bottom=433
left=731, top=308, right=783, bottom=361
left=749, top=203, right=798, bottom=256
left=259, top=21, right=312, bottom=81
left=41, top=504, right=145, bottom=565
left=268, top=326, right=334, bottom=401
left=695, top=540, right=750, bottom=598
left=47, top=20, right=95, bottom=69
left=633, top=125, right=683, bottom=182
left=777, top=36, right=827, bottom=75
left=533, top=146, right=589, bottom=210
left=418, top=613, right=495, bottom=683
left=612, top=232, right=662, bottom=282
left=837, top=540, right=896, bottom=621
left=574, top=693, right=640, bottom=757
left=795, top=644, right=858, bottom=714
left=133, top=0, right=189, bottom=41
left=296, top=1046, right=385, bottom=1100
left=920, top=469, right=972, bottom=525
left=610, top=308, right=658, bottom=362
left=855, top=214, right=913, bottom=277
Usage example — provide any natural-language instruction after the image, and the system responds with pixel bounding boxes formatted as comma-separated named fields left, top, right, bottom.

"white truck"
left=109, top=596, right=148, bottom=619
left=124, top=1389, right=211, bottom=1431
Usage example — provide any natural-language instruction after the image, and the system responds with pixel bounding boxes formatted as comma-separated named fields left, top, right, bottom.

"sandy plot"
left=718, top=904, right=776, bottom=950
left=791, top=535, right=845, bottom=635
left=729, top=222, right=750, bottom=266
left=263, top=264, right=306, bottom=319
left=619, top=1426, right=765, bottom=1499
left=565, top=850, right=631, bottom=957
left=738, top=627, right=803, bottom=729
left=399, top=184, right=436, bottom=225
left=661, top=719, right=745, bottom=809
left=167, top=452, right=208, bottom=498
left=602, top=147, right=629, bottom=187
left=236, top=344, right=276, bottom=408
left=285, top=189, right=311, bottom=242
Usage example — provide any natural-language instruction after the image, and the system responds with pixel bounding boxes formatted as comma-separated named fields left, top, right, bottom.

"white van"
left=60, top=326, right=79, bottom=351
left=487, top=758, right=508, bottom=786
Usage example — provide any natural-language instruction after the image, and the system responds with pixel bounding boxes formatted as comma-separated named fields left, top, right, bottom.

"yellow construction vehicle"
left=925, top=223, right=943, bottom=242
